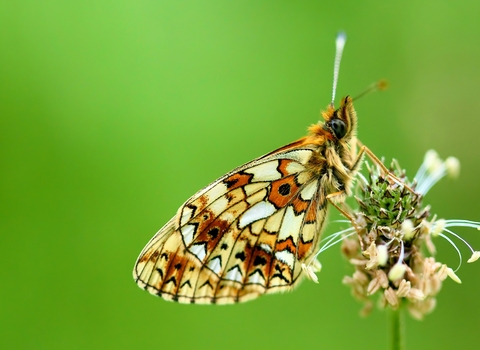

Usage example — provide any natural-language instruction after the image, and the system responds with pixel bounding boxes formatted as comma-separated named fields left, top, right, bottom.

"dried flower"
left=304, top=150, right=479, bottom=319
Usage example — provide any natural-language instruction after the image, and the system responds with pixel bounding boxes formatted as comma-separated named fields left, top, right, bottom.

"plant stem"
left=389, top=308, right=404, bottom=350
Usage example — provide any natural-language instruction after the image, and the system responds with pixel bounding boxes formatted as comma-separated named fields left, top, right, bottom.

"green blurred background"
left=2, top=1, right=479, bottom=349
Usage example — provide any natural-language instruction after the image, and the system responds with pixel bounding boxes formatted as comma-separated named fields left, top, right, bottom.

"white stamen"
left=388, top=264, right=406, bottom=281
left=310, top=259, right=322, bottom=272
left=318, top=228, right=356, bottom=254
left=431, top=219, right=446, bottom=237
left=388, top=241, right=406, bottom=281
left=424, top=149, right=440, bottom=169
left=467, top=251, right=480, bottom=263
left=438, top=232, right=463, bottom=271
left=444, top=228, right=477, bottom=256
left=384, top=238, right=396, bottom=247
left=398, top=240, right=405, bottom=263
left=377, top=244, right=388, bottom=266
left=414, top=149, right=439, bottom=185
left=417, top=163, right=446, bottom=195
left=444, top=219, right=480, bottom=229
left=435, top=219, right=480, bottom=262
left=445, top=157, right=460, bottom=178
left=401, top=219, right=415, bottom=240
left=428, top=157, right=443, bottom=175
left=446, top=267, right=462, bottom=284
left=302, top=263, right=319, bottom=283
left=414, top=150, right=462, bottom=195
left=310, top=228, right=356, bottom=263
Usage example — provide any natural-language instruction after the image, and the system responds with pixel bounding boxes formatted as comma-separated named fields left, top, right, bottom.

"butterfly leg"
left=325, top=191, right=353, bottom=221
left=353, top=142, right=417, bottom=195
left=326, top=191, right=356, bottom=223
left=326, top=191, right=368, bottom=251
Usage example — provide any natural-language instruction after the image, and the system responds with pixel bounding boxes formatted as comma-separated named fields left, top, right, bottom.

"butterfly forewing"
left=133, top=145, right=329, bottom=303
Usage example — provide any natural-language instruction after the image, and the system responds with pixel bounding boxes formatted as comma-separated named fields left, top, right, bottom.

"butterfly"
left=133, top=33, right=396, bottom=304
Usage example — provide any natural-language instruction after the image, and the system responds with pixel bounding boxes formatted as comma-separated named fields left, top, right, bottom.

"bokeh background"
left=2, top=1, right=479, bottom=349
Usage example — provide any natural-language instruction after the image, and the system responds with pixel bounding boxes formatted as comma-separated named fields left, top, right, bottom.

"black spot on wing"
left=181, top=280, right=192, bottom=289
left=272, top=264, right=289, bottom=283
left=165, top=276, right=177, bottom=286
left=253, top=255, right=267, bottom=266
left=235, top=251, right=246, bottom=261
left=279, top=183, right=291, bottom=196
left=208, top=227, right=220, bottom=240
left=200, top=280, right=214, bottom=290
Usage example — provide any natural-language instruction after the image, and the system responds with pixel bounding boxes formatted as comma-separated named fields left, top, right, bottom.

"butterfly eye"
left=330, top=119, right=347, bottom=139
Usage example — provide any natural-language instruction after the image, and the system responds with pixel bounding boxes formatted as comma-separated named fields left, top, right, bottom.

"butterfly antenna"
left=352, top=79, right=389, bottom=101
left=331, top=31, right=347, bottom=107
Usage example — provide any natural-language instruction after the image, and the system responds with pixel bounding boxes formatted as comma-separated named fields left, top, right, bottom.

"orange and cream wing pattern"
left=133, top=145, right=328, bottom=304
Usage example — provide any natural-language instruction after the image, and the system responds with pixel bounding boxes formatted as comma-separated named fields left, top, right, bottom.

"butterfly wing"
left=133, top=143, right=329, bottom=304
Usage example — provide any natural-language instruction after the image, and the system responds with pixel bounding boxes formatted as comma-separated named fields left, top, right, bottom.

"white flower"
left=316, top=150, right=480, bottom=319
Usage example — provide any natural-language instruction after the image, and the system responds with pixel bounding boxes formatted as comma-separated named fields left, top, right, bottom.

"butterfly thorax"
left=301, top=96, right=360, bottom=201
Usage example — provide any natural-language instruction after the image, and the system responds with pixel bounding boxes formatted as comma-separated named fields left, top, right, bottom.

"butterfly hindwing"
left=133, top=145, right=328, bottom=303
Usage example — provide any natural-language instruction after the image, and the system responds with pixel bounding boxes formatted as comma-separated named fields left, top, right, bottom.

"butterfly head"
left=321, top=96, right=357, bottom=142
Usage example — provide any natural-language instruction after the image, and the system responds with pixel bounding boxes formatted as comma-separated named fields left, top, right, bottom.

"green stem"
left=389, top=308, right=404, bottom=350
